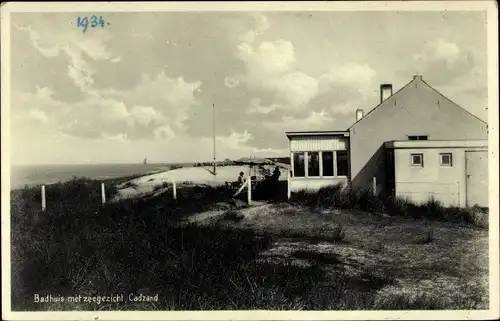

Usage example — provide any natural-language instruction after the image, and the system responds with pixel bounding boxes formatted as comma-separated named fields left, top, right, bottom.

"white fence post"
left=287, top=171, right=291, bottom=200
left=247, top=176, right=252, bottom=205
left=172, top=180, right=177, bottom=200
left=41, top=185, right=46, bottom=211
left=101, top=182, right=106, bottom=205
left=372, top=177, right=377, bottom=196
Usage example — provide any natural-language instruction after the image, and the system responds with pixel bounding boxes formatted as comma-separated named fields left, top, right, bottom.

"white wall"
left=393, top=147, right=486, bottom=207
left=290, top=136, right=348, bottom=152
left=289, top=135, right=349, bottom=193
left=349, top=77, right=488, bottom=190
left=290, top=177, right=348, bottom=192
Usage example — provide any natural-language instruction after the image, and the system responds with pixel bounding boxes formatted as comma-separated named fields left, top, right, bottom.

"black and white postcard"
left=1, top=1, right=499, bottom=320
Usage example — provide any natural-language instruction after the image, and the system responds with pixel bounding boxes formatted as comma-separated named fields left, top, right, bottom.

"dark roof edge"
left=347, top=78, right=416, bottom=130
left=348, top=77, right=488, bottom=131
left=420, top=78, right=488, bottom=126
left=285, top=130, right=349, bottom=138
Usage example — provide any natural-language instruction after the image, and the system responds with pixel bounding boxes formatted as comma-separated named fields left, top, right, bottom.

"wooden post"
left=172, top=180, right=177, bottom=200
left=101, top=182, right=106, bottom=205
left=372, top=177, right=377, bottom=196
left=247, top=175, right=252, bottom=205
left=41, top=185, right=46, bottom=211
left=287, top=171, right=291, bottom=200
left=213, top=103, right=217, bottom=176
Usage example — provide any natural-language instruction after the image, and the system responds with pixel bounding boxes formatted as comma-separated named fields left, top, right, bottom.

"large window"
left=293, top=152, right=305, bottom=177
left=308, top=152, right=320, bottom=177
left=292, top=150, right=349, bottom=178
left=322, top=152, right=334, bottom=176
left=336, top=151, right=349, bottom=176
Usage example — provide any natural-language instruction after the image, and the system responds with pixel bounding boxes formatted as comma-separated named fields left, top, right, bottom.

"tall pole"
left=213, top=102, right=217, bottom=175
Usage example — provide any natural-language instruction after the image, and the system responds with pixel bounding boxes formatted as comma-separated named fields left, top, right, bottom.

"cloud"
left=246, top=98, right=285, bottom=115
left=213, top=129, right=287, bottom=156
left=27, top=109, right=50, bottom=125
left=154, top=125, right=176, bottom=140
left=102, top=72, right=202, bottom=131
left=234, top=17, right=374, bottom=114
left=11, top=70, right=201, bottom=141
left=236, top=39, right=319, bottom=108
left=224, top=76, right=240, bottom=88
left=130, top=105, right=157, bottom=127
left=238, top=13, right=270, bottom=44
left=278, top=71, right=319, bottom=107
left=407, top=39, right=476, bottom=86
left=329, top=103, right=358, bottom=116
left=263, top=109, right=335, bottom=132
left=414, top=40, right=461, bottom=65
left=237, top=40, right=296, bottom=77
left=320, top=63, right=376, bottom=93
left=15, top=23, right=121, bottom=94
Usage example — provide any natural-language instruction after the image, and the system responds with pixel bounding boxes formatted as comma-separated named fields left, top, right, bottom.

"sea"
left=10, top=163, right=173, bottom=190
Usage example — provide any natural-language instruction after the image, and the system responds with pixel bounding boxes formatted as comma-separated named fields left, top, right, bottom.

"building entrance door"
left=465, top=151, right=488, bottom=207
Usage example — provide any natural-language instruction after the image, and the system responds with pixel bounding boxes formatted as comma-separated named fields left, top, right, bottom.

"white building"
left=286, top=75, right=488, bottom=207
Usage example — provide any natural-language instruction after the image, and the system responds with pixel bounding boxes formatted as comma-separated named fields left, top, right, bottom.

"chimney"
left=380, top=84, right=393, bottom=103
left=356, top=109, right=364, bottom=121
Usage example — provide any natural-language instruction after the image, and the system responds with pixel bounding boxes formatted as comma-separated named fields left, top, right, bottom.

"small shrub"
left=222, top=210, right=245, bottom=222
left=314, top=224, right=344, bottom=242
left=123, top=181, right=139, bottom=189
left=169, top=164, right=183, bottom=170
left=291, top=250, right=341, bottom=265
left=414, top=228, right=434, bottom=244
left=367, top=241, right=384, bottom=253
left=422, top=197, right=443, bottom=218
left=472, top=211, right=488, bottom=228
left=288, top=184, right=484, bottom=227
left=384, top=196, right=410, bottom=216
left=333, top=225, right=345, bottom=242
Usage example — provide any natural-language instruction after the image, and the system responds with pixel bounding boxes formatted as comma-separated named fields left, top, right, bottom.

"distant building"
left=286, top=75, right=488, bottom=207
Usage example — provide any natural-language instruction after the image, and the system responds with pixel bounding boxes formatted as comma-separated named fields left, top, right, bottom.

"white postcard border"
left=1, top=1, right=498, bottom=320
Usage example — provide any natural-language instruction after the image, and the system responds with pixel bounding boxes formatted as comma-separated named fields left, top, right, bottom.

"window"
left=308, top=152, right=320, bottom=177
left=322, top=152, right=334, bottom=176
left=336, top=151, right=349, bottom=176
left=293, top=153, right=305, bottom=177
left=440, top=153, right=452, bottom=166
left=293, top=150, right=349, bottom=178
left=408, top=135, right=428, bottom=141
left=411, top=153, right=424, bottom=167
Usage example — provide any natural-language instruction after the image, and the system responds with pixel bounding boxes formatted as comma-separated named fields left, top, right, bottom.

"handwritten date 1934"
left=76, top=16, right=109, bottom=32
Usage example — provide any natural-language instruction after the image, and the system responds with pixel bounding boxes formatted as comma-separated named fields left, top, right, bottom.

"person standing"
left=237, top=171, right=246, bottom=186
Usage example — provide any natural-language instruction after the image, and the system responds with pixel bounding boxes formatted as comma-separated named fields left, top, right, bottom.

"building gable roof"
left=348, top=75, right=487, bottom=130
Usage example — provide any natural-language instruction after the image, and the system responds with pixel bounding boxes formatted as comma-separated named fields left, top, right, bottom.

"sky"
left=9, top=10, right=489, bottom=165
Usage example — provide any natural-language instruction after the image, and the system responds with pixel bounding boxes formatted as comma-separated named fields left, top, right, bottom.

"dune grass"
left=10, top=177, right=488, bottom=311
left=11, top=178, right=389, bottom=310
left=214, top=202, right=488, bottom=310
left=252, top=181, right=487, bottom=227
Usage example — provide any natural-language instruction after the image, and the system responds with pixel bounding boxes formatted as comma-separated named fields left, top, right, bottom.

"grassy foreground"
left=254, top=181, right=488, bottom=227
left=10, top=177, right=489, bottom=310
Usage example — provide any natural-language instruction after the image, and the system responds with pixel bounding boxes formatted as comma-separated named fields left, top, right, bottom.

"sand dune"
left=115, top=164, right=289, bottom=200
